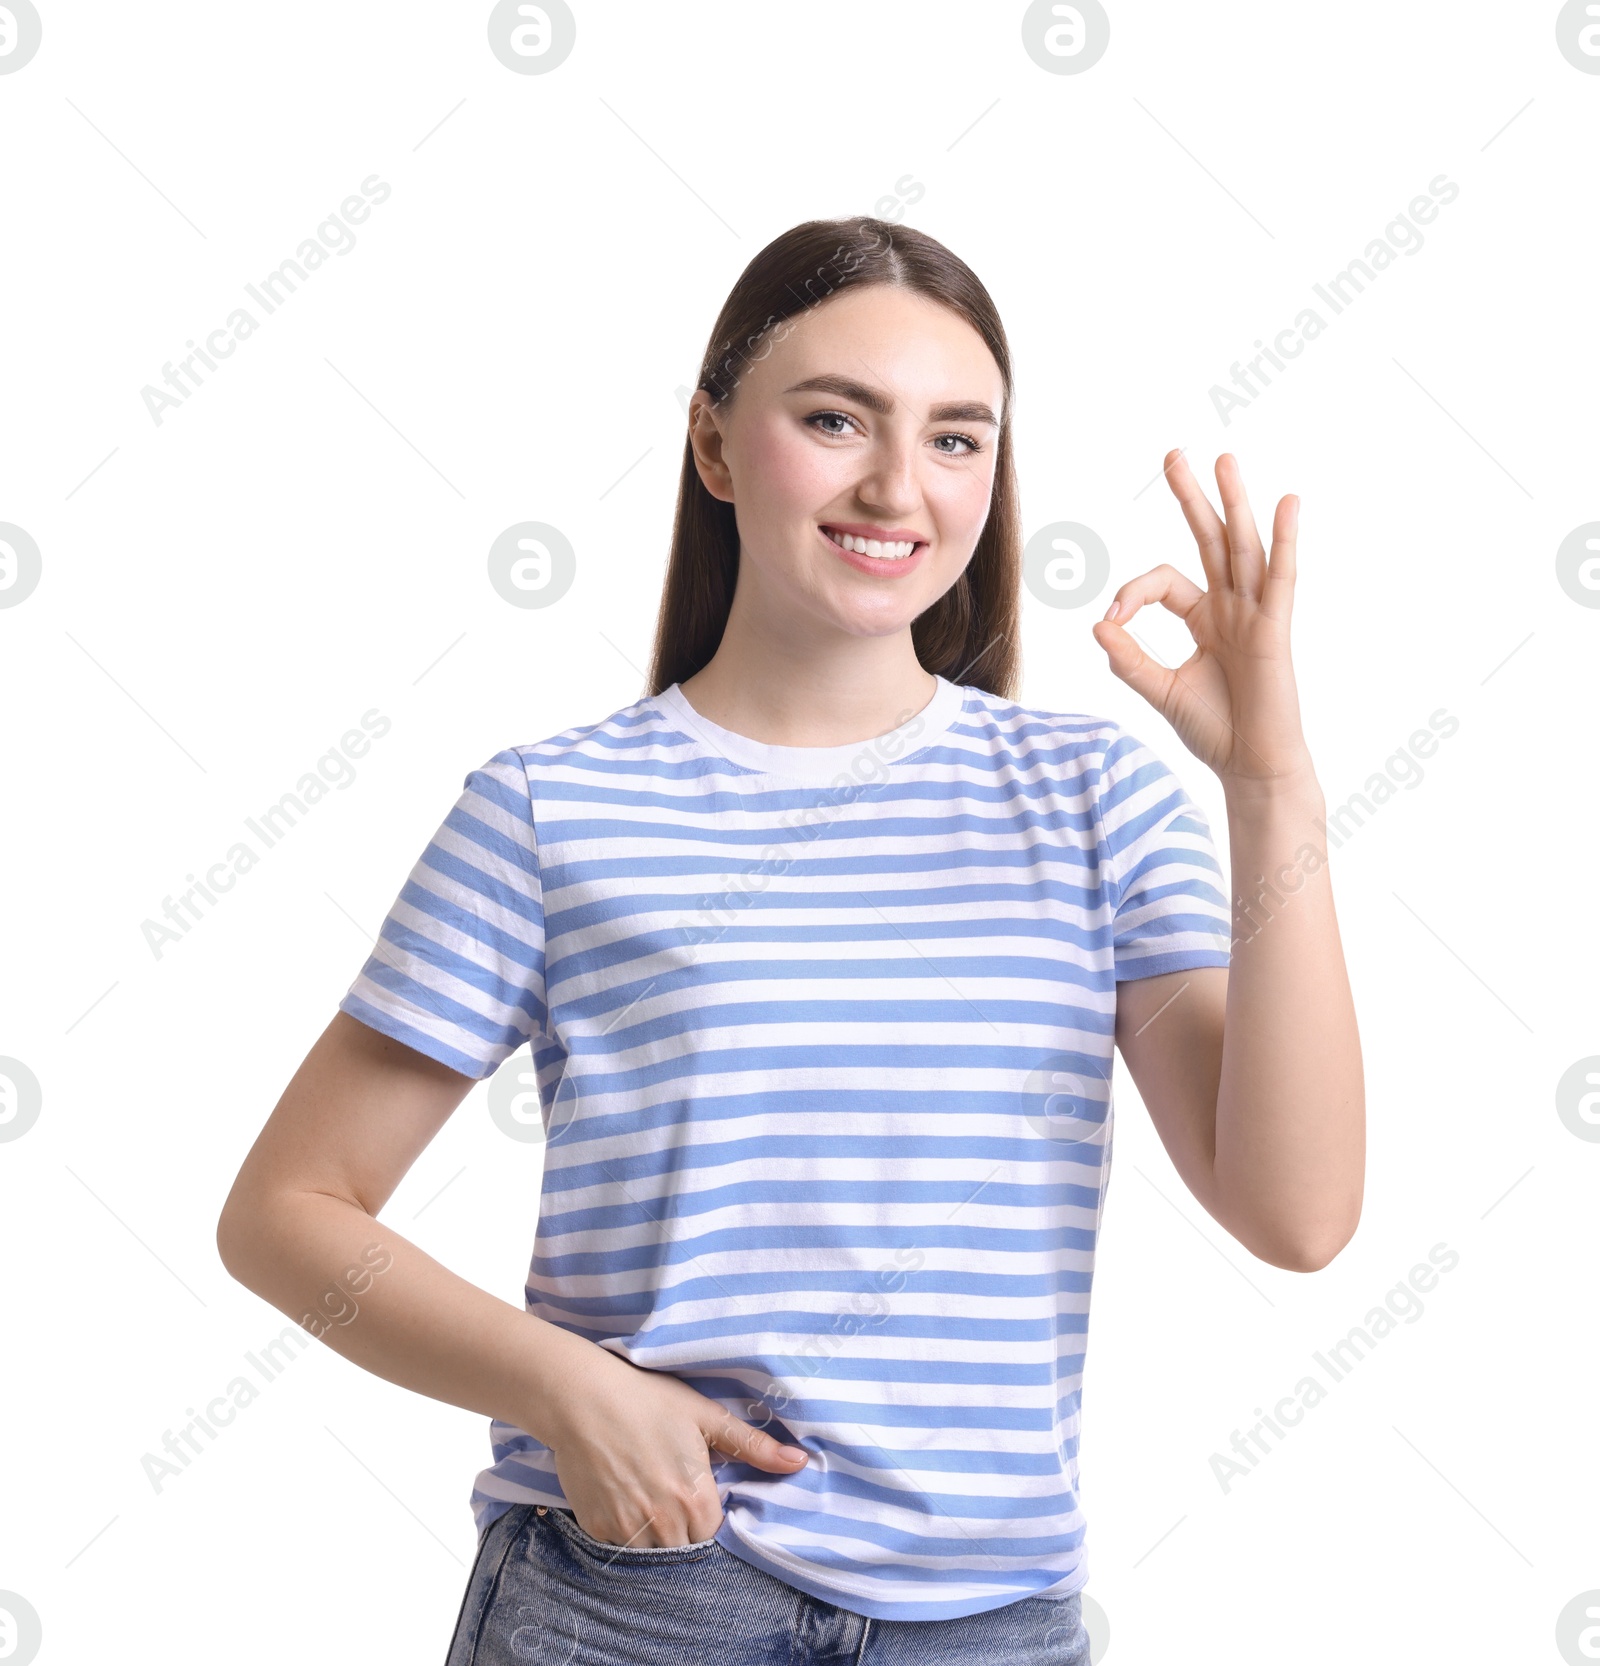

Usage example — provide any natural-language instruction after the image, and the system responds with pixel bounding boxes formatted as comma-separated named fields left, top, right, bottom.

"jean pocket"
left=543, top=1506, right=722, bottom=1565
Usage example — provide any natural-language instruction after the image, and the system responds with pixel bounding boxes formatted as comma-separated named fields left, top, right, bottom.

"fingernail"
left=1103, top=600, right=1120, bottom=622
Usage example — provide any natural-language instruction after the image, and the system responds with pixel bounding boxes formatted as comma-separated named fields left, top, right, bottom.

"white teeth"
left=825, top=529, right=917, bottom=559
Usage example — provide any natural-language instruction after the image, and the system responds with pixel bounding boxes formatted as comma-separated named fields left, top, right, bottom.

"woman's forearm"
left=217, top=1188, right=601, bottom=1447
left=1213, top=769, right=1366, bottom=1266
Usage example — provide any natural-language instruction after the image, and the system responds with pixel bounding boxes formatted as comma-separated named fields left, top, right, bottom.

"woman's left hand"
left=1091, top=450, right=1315, bottom=795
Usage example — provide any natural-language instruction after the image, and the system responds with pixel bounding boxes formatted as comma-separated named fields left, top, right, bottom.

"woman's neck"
left=676, top=625, right=939, bottom=749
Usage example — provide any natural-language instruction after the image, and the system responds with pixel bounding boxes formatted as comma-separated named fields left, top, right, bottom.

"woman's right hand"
left=539, top=1345, right=810, bottom=1548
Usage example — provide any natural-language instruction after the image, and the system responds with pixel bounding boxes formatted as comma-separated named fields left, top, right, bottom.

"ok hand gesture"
left=1092, top=451, right=1315, bottom=795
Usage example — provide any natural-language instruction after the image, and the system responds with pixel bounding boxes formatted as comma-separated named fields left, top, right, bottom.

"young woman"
left=217, top=216, right=1363, bottom=1664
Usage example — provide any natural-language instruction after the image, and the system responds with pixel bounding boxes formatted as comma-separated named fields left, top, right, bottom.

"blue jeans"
left=444, top=1503, right=1092, bottom=1664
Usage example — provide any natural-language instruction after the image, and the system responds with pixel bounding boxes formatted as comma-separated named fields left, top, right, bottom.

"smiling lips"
left=819, top=523, right=925, bottom=562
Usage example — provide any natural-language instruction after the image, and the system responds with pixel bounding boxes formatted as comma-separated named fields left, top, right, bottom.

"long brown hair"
left=646, top=216, right=1021, bottom=700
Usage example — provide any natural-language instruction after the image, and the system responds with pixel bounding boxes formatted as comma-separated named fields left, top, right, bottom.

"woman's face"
left=689, top=283, right=1005, bottom=643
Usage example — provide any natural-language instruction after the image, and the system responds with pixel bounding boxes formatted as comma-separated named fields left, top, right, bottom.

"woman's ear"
left=687, top=391, right=735, bottom=504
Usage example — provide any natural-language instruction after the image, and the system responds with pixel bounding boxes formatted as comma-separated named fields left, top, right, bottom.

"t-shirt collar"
left=653, top=674, right=968, bottom=784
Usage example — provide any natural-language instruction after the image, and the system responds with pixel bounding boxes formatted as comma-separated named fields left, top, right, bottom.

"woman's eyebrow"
left=783, top=373, right=1000, bottom=427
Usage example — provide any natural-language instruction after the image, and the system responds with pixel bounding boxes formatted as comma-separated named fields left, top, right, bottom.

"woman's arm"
left=1091, top=451, right=1365, bottom=1271
left=215, top=1012, right=598, bottom=1434
left=216, top=1011, right=806, bottom=1544
left=1113, top=774, right=1364, bottom=1270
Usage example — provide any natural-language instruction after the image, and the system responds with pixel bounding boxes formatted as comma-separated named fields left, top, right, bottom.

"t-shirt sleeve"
left=1097, top=725, right=1233, bottom=982
left=337, top=747, right=548, bottom=1079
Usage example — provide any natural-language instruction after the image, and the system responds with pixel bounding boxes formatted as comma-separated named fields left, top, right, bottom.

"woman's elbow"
left=215, top=1178, right=273, bottom=1287
left=1284, top=1214, right=1361, bottom=1273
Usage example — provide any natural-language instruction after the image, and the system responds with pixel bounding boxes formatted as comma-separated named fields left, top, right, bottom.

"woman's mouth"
left=818, top=524, right=928, bottom=574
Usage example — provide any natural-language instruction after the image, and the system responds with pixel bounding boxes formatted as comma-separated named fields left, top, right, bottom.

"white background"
left=2, top=3, right=1596, bottom=1662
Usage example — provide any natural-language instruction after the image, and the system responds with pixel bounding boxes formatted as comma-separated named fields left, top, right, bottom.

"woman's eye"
left=804, top=412, right=983, bottom=455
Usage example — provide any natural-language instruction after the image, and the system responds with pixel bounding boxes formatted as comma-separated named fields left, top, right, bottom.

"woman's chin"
left=824, top=606, right=928, bottom=641
left=810, top=584, right=941, bottom=639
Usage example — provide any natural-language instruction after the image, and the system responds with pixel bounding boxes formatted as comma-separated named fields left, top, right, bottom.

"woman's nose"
left=855, top=441, right=920, bottom=511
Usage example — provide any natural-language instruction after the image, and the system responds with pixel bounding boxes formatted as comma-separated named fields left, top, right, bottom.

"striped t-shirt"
left=338, top=674, right=1232, bottom=1622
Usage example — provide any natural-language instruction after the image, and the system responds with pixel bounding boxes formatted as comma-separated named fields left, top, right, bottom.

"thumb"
left=704, top=1410, right=809, bottom=1473
left=1091, top=619, right=1172, bottom=713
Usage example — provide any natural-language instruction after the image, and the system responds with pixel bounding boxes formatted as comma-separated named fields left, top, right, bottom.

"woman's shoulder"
left=475, top=687, right=686, bottom=781
left=954, top=684, right=1139, bottom=758
left=952, top=685, right=1191, bottom=801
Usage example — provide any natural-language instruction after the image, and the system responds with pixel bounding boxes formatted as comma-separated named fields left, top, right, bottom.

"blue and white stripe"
left=339, top=675, right=1231, bottom=1621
